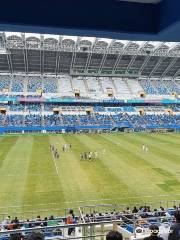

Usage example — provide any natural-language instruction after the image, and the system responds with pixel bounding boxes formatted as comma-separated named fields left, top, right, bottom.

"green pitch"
left=0, top=132, right=180, bottom=219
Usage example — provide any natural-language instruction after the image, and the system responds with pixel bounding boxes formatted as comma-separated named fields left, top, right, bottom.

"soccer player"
left=80, top=153, right=84, bottom=161
left=62, top=145, right=65, bottom=152
left=142, top=144, right=145, bottom=152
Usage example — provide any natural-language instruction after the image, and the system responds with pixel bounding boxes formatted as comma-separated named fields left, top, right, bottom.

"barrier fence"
left=0, top=197, right=180, bottom=220
left=0, top=220, right=121, bottom=240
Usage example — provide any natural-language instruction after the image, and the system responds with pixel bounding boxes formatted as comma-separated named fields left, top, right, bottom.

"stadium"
left=0, top=0, right=180, bottom=239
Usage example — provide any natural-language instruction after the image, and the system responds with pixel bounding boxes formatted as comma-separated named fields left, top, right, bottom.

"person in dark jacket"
left=144, top=225, right=163, bottom=240
left=168, top=210, right=180, bottom=240
left=106, top=231, right=123, bottom=240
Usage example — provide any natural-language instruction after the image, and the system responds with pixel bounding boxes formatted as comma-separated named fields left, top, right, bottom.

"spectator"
left=106, top=231, right=123, bottom=240
left=35, top=216, right=41, bottom=227
left=2, top=217, right=11, bottom=230
left=26, top=232, right=44, bottom=240
left=132, top=206, right=138, bottom=213
left=144, top=225, right=163, bottom=240
left=66, top=209, right=75, bottom=236
left=168, top=210, right=180, bottom=240
left=10, top=223, right=21, bottom=240
left=14, top=217, right=19, bottom=224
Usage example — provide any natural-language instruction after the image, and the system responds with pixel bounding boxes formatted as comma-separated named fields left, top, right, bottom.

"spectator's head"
left=106, top=231, right=123, bottom=240
left=174, top=210, right=180, bottom=222
left=26, top=232, right=44, bottom=240
left=69, top=209, right=74, bottom=215
left=149, top=225, right=159, bottom=236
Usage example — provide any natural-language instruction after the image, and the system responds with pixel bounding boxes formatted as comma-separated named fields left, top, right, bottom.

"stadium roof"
left=120, top=0, right=162, bottom=3
left=1, top=31, right=180, bottom=78
left=0, top=0, right=179, bottom=42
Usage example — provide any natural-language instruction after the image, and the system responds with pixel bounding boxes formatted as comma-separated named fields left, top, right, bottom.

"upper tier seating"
left=58, top=75, right=73, bottom=97
left=163, top=80, right=180, bottom=94
left=126, top=79, right=144, bottom=95
left=99, top=77, right=115, bottom=93
left=27, top=76, right=42, bottom=92
left=86, top=77, right=103, bottom=97
left=139, top=79, right=157, bottom=94
left=0, top=75, right=10, bottom=91
left=0, top=74, right=180, bottom=101
left=175, top=80, right=180, bottom=94
left=43, top=77, right=58, bottom=93
left=150, top=80, right=169, bottom=95
left=71, top=77, right=87, bottom=96
left=113, top=78, right=131, bottom=98
left=11, top=76, right=25, bottom=92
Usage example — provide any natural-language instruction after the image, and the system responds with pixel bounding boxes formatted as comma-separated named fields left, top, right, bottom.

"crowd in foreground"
left=1, top=206, right=180, bottom=240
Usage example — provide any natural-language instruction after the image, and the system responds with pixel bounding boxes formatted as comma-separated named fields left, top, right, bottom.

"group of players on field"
left=50, top=143, right=72, bottom=160
left=50, top=144, right=60, bottom=160
left=50, top=142, right=148, bottom=162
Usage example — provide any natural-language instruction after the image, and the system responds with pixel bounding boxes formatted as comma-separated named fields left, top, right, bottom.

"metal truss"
left=0, top=32, right=180, bottom=79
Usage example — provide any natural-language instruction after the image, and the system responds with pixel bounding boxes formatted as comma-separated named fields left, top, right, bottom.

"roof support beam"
left=125, top=42, right=147, bottom=75
left=22, top=33, right=27, bottom=74
left=98, top=52, right=108, bottom=73
left=139, top=42, right=165, bottom=77
left=148, top=57, right=164, bottom=78
left=40, top=35, right=44, bottom=74
left=6, top=51, right=13, bottom=74
left=55, top=36, right=62, bottom=76
left=112, top=41, right=131, bottom=74
left=173, top=61, right=180, bottom=78
left=85, top=38, right=98, bottom=73
left=160, top=57, right=178, bottom=79
left=2, top=33, right=12, bottom=74
left=70, top=37, right=81, bottom=73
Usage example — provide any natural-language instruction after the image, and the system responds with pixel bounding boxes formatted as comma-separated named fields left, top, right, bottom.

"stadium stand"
left=58, top=75, right=74, bottom=97
left=27, top=76, right=42, bottom=92
left=0, top=75, right=10, bottom=91
left=25, top=115, right=42, bottom=127
left=11, top=76, right=25, bottom=92
left=0, top=73, right=180, bottom=100
left=5, top=115, right=24, bottom=127
left=26, top=104, right=41, bottom=112
left=0, top=114, right=6, bottom=126
left=9, top=104, right=25, bottom=111
left=43, top=77, right=58, bottom=93
left=1, top=106, right=179, bottom=132
left=139, top=79, right=157, bottom=95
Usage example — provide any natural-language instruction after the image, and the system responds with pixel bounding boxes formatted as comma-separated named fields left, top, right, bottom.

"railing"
left=0, top=197, right=180, bottom=220
left=0, top=220, right=121, bottom=240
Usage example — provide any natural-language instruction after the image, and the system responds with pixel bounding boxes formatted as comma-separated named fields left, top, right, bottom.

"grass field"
left=0, top=132, right=180, bottom=219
